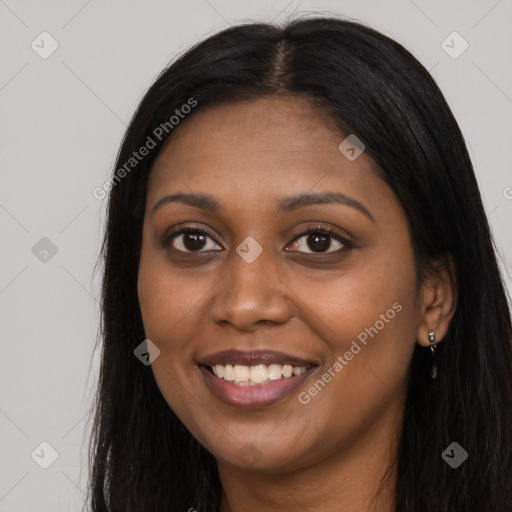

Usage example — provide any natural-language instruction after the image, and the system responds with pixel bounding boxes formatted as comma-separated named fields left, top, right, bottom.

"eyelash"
left=160, top=224, right=353, bottom=255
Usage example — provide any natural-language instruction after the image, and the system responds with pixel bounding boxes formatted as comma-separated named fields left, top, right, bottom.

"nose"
left=209, top=247, right=293, bottom=331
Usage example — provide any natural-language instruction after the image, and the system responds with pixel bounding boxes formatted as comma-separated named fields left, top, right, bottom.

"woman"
left=88, top=16, right=512, bottom=511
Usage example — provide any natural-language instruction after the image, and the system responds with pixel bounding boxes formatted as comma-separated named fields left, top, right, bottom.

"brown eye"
left=287, top=228, right=349, bottom=254
left=166, top=229, right=222, bottom=253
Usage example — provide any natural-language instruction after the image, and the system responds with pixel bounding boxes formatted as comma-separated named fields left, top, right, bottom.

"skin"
left=137, top=96, right=457, bottom=512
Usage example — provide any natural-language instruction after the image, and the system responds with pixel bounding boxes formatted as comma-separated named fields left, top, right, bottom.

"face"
left=137, top=96, right=422, bottom=472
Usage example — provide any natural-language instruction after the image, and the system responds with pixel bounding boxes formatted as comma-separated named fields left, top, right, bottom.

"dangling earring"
left=428, top=330, right=437, bottom=379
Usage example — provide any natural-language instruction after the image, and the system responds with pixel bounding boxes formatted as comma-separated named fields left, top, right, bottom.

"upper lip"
left=197, top=349, right=318, bottom=367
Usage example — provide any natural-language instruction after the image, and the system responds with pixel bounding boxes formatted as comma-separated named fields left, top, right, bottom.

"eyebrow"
left=151, top=191, right=374, bottom=222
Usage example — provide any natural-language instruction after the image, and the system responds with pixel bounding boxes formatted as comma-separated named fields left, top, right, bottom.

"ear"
left=416, top=253, right=458, bottom=347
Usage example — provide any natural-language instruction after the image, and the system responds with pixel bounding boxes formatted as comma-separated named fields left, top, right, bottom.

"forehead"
left=147, top=96, right=393, bottom=217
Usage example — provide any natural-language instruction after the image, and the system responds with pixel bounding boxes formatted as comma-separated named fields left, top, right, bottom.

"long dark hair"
left=87, top=16, right=512, bottom=511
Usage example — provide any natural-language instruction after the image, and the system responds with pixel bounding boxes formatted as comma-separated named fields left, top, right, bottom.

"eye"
left=286, top=227, right=350, bottom=254
left=161, top=225, right=351, bottom=255
left=163, top=228, right=222, bottom=253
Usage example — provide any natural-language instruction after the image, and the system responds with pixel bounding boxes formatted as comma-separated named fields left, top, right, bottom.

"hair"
left=87, top=15, right=512, bottom=511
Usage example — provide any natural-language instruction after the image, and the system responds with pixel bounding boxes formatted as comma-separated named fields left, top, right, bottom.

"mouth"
left=204, top=362, right=315, bottom=385
left=197, top=350, right=319, bottom=408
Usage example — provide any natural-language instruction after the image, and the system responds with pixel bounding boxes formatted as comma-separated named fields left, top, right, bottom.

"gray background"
left=1, top=1, right=511, bottom=510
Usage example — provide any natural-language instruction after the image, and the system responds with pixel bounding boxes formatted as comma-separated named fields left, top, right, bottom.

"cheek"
left=294, top=246, right=418, bottom=400
left=299, top=244, right=417, bottom=348
left=289, top=271, right=418, bottom=460
left=136, top=239, right=222, bottom=423
left=137, top=241, right=213, bottom=345
left=137, top=257, right=203, bottom=432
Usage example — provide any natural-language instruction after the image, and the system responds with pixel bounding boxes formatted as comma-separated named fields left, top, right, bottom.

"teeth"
left=210, top=363, right=310, bottom=385
left=268, top=364, right=282, bottom=380
left=250, top=364, right=268, bottom=383
left=214, top=364, right=224, bottom=378
left=233, top=365, right=250, bottom=382
left=223, top=364, right=235, bottom=381
left=282, top=365, right=293, bottom=378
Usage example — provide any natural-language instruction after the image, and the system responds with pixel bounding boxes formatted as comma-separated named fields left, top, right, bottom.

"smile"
left=197, top=350, right=319, bottom=408
left=208, top=363, right=310, bottom=385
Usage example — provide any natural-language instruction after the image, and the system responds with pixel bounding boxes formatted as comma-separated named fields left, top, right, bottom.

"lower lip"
left=199, top=366, right=317, bottom=409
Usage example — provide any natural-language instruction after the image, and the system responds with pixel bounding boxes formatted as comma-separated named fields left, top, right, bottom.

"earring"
left=428, top=330, right=437, bottom=379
